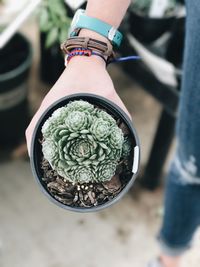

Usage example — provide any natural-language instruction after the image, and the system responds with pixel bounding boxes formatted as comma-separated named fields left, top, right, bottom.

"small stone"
left=88, top=191, right=95, bottom=204
left=85, top=186, right=88, bottom=190
left=56, top=177, right=66, bottom=186
left=47, top=182, right=65, bottom=193
left=84, top=195, right=89, bottom=201
left=103, top=175, right=121, bottom=193
left=66, top=184, right=76, bottom=193
left=59, top=192, right=73, bottom=198
left=81, top=185, right=85, bottom=189
left=98, top=193, right=104, bottom=200
left=73, top=194, right=78, bottom=203
left=79, top=191, right=84, bottom=201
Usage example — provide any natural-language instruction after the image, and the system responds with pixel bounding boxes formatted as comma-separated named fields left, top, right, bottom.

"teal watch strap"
left=70, top=10, right=123, bottom=47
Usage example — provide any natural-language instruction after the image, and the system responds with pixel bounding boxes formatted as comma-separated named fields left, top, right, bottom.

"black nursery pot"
left=129, top=10, right=176, bottom=44
left=30, top=93, right=140, bottom=212
left=0, top=32, right=32, bottom=148
left=40, top=32, right=65, bottom=85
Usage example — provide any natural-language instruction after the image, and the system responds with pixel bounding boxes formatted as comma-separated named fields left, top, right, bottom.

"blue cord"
left=87, top=53, right=141, bottom=65
left=66, top=47, right=141, bottom=66
left=108, top=55, right=141, bottom=64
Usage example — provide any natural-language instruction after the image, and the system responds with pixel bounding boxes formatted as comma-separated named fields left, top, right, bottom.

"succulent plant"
left=122, top=137, right=132, bottom=158
left=42, top=100, right=125, bottom=184
left=39, top=0, right=71, bottom=48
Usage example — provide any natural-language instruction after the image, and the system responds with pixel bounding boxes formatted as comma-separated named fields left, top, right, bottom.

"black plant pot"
left=0, top=32, right=32, bottom=148
left=39, top=2, right=87, bottom=85
left=129, top=10, right=176, bottom=44
left=40, top=32, right=65, bottom=85
left=30, top=93, right=140, bottom=212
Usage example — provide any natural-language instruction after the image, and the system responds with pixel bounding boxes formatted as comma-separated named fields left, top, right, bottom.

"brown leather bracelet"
left=61, top=36, right=114, bottom=58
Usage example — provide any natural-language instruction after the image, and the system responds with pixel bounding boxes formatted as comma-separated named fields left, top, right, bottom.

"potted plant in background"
left=39, top=0, right=71, bottom=85
left=0, top=0, right=32, bottom=149
left=119, top=0, right=185, bottom=89
left=128, top=0, right=181, bottom=44
left=30, top=94, right=140, bottom=212
left=64, top=0, right=87, bottom=18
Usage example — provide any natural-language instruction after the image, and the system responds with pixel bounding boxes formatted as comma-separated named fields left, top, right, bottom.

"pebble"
left=84, top=195, right=89, bottom=201
left=73, top=194, right=78, bottom=202
left=79, top=190, right=84, bottom=201
left=88, top=191, right=95, bottom=204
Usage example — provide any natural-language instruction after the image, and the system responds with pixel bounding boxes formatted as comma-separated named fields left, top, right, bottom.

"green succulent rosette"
left=110, top=127, right=124, bottom=149
left=66, top=100, right=94, bottom=113
left=42, top=100, right=127, bottom=184
left=94, top=109, right=116, bottom=125
left=65, top=111, right=92, bottom=132
left=70, top=166, right=96, bottom=183
left=122, top=137, right=132, bottom=158
left=42, top=107, right=69, bottom=138
left=42, top=139, right=59, bottom=167
left=97, top=161, right=118, bottom=182
left=90, top=118, right=111, bottom=141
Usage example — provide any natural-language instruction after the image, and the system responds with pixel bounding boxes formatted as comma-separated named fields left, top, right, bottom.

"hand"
left=25, top=56, right=131, bottom=155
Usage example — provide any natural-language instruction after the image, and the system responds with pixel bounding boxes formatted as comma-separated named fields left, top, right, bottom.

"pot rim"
left=0, top=32, right=32, bottom=82
left=30, top=93, right=140, bottom=213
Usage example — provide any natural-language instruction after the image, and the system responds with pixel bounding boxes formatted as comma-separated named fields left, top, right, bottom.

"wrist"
left=77, top=29, right=111, bottom=63
left=66, top=53, right=106, bottom=68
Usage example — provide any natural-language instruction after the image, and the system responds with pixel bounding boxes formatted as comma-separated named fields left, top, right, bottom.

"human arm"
left=26, top=0, right=131, bottom=154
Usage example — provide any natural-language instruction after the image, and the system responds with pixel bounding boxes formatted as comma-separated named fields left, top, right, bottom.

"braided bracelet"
left=61, top=36, right=114, bottom=58
left=61, top=37, right=140, bottom=67
left=65, top=48, right=107, bottom=66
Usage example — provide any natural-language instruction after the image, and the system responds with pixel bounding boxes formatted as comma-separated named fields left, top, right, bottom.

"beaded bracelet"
left=65, top=48, right=107, bottom=66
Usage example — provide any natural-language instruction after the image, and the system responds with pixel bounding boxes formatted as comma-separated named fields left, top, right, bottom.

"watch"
left=69, top=9, right=123, bottom=48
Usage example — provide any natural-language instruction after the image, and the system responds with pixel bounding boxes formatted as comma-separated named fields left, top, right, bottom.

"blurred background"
left=0, top=0, right=199, bottom=266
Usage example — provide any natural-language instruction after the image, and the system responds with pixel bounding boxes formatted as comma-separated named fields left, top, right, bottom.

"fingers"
left=25, top=103, right=47, bottom=156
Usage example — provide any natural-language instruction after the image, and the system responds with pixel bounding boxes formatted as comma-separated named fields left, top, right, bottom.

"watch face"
left=69, top=9, right=85, bottom=36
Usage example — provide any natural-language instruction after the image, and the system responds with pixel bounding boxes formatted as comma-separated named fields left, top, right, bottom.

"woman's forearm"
left=85, top=0, right=131, bottom=28
left=79, top=0, right=131, bottom=43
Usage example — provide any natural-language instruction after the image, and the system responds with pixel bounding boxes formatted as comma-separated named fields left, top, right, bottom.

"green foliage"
left=131, top=0, right=177, bottom=16
left=42, top=100, right=125, bottom=184
left=39, top=0, right=71, bottom=48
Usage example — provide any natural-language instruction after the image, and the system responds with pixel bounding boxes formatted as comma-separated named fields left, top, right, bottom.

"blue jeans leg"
left=158, top=0, right=200, bottom=256
left=159, top=162, right=200, bottom=256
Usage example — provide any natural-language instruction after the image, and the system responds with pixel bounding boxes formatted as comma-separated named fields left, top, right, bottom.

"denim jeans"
left=158, top=0, right=200, bottom=256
